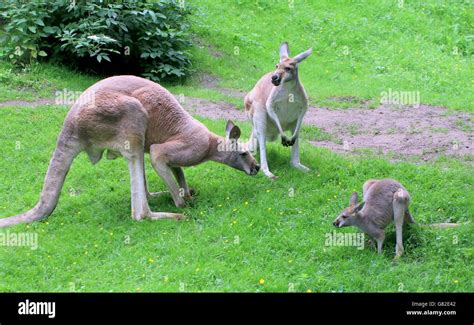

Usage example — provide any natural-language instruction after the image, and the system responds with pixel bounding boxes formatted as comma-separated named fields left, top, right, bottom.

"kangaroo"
left=332, top=179, right=415, bottom=258
left=0, top=75, right=260, bottom=228
left=245, top=42, right=312, bottom=179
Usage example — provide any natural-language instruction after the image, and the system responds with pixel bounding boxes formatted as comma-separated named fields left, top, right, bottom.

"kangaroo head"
left=271, top=42, right=312, bottom=86
left=216, top=120, right=260, bottom=176
left=333, top=192, right=365, bottom=228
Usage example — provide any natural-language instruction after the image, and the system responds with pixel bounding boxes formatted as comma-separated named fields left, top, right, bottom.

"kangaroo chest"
left=268, top=87, right=306, bottom=129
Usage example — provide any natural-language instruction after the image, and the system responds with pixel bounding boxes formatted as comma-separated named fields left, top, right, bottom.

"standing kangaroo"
left=332, top=179, right=415, bottom=258
left=245, top=42, right=312, bottom=179
left=0, top=76, right=260, bottom=228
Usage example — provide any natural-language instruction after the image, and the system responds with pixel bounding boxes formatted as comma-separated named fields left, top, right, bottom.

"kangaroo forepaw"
left=281, top=135, right=293, bottom=147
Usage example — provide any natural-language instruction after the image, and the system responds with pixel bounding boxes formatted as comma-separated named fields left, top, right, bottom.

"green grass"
left=0, top=0, right=472, bottom=293
left=0, top=61, right=98, bottom=102
left=188, top=0, right=473, bottom=111
left=0, top=61, right=244, bottom=107
left=0, top=1, right=472, bottom=113
left=0, top=106, right=472, bottom=292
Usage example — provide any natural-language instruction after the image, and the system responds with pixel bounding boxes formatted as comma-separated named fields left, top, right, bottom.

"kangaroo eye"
left=275, top=64, right=279, bottom=68
left=284, top=67, right=291, bottom=72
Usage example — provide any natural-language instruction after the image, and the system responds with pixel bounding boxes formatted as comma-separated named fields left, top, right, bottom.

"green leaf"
left=43, top=26, right=55, bottom=34
left=38, top=50, right=47, bottom=57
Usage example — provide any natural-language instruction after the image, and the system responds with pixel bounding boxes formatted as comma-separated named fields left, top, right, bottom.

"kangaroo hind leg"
left=393, top=188, right=409, bottom=258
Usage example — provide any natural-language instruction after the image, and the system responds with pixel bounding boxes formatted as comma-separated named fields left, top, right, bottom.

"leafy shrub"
left=0, top=0, right=193, bottom=81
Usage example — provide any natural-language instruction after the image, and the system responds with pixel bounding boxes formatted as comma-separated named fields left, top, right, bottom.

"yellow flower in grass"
left=259, top=278, right=265, bottom=285
left=307, top=289, right=312, bottom=293
left=148, top=258, right=154, bottom=264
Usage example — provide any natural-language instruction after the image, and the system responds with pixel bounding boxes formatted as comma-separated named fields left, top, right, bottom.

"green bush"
left=0, top=0, right=193, bottom=81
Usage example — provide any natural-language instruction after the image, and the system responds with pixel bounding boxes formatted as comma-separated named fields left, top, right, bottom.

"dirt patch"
left=181, top=96, right=247, bottom=121
left=193, top=37, right=224, bottom=59
left=0, top=98, right=56, bottom=108
left=306, top=104, right=473, bottom=161
left=195, top=72, right=247, bottom=99
left=181, top=96, right=473, bottom=162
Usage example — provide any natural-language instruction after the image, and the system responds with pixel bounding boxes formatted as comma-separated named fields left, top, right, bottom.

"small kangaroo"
left=0, top=75, right=260, bottom=228
left=332, top=179, right=415, bottom=258
left=245, top=42, right=312, bottom=179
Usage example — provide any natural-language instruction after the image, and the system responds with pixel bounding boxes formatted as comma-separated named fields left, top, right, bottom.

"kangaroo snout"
left=271, top=74, right=281, bottom=85
left=255, top=165, right=260, bottom=174
left=252, top=164, right=260, bottom=175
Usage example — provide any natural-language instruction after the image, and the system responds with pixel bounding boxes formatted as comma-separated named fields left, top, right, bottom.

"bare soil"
left=180, top=97, right=473, bottom=162
left=305, top=104, right=473, bottom=161
left=0, top=98, right=56, bottom=108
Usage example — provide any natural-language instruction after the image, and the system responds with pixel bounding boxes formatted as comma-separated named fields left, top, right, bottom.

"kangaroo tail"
left=0, top=130, right=80, bottom=228
left=393, top=188, right=415, bottom=224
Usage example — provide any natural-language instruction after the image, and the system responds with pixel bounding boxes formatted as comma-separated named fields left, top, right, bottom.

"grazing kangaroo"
left=245, top=42, right=312, bottom=179
left=332, top=179, right=415, bottom=258
left=0, top=75, right=260, bottom=228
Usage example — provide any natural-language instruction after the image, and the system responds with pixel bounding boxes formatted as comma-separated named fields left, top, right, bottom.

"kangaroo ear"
left=293, top=48, right=312, bottom=63
left=354, top=201, right=365, bottom=213
left=225, top=120, right=241, bottom=140
left=349, top=191, right=358, bottom=208
left=279, top=42, right=289, bottom=61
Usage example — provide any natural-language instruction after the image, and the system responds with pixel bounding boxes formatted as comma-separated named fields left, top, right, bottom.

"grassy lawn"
left=188, top=0, right=473, bottom=111
left=0, top=106, right=472, bottom=292
left=0, top=1, right=472, bottom=112
left=0, top=0, right=472, bottom=293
